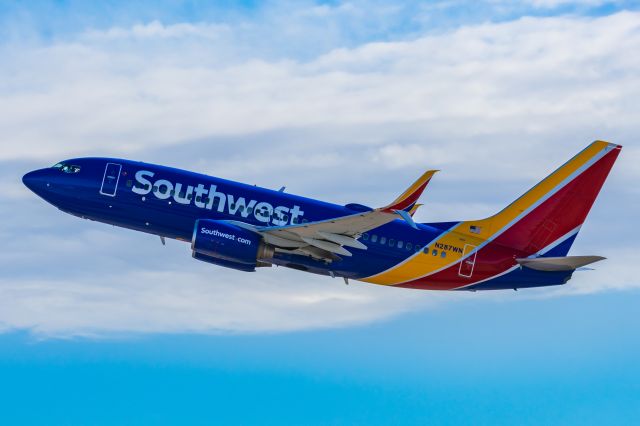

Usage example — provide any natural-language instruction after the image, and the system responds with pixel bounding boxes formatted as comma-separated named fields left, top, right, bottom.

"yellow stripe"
left=364, top=141, right=610, bottom=286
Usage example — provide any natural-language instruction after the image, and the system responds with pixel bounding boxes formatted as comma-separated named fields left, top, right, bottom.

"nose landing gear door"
left=100, top=163, right=122, bottom=197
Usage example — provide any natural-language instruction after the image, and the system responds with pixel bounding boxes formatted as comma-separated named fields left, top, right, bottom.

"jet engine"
left=191, top=219, right=274, bottom=271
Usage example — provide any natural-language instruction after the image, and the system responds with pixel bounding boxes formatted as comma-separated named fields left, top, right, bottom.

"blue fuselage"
left=23, top=157, right=446, bottom=279
left=23, top=157, right=577, bottom=290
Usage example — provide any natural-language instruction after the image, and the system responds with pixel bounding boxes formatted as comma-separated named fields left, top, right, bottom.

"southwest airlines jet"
left=23, top=141, right=621, bottom=291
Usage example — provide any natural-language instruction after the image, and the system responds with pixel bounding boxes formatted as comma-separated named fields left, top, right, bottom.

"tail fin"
left=462, top=141, right=621, bottom=256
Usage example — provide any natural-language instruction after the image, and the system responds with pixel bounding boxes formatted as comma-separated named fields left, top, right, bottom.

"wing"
left=239, top=170, right=438, bottom=261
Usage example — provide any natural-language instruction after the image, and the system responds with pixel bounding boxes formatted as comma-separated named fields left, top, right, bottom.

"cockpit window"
left=52, top=162, right=81, bottom=173
left=63, top=165, right=81, bottom=173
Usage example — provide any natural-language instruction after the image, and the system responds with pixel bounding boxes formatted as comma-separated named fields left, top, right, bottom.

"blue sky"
left=2, top=293, right=639, bottom=425
left=1, top=0, right=640, bottom=424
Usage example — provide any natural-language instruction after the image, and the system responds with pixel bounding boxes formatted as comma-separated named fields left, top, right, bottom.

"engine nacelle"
left=191, top=219, right=274, bottom=269
left=192, top=251, right=259, bottom=272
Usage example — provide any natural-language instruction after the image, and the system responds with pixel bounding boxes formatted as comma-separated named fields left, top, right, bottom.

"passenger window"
left=196, top=196, right=201, bottom=202
left=302, top=219, right=309, bottom=224
left=389, top=238, right=395, bottom=247
left=441, top=251, right=447, bottom=258
left=397, top=240, right=403, bottom=249
left=406, top=242, right=412, bottom=250
left=187, top=193, right=193, bottom=200
left=380, top=236, right=387, bottom=245
left=371, top=234, right=378, bottom=243
left=361, top=233, right=369, bottom=241
left=432, top=249, right=438, bottom=256
left=423, top=246, right=429, bottom=254
left=415, top=246, right=421, bottom=253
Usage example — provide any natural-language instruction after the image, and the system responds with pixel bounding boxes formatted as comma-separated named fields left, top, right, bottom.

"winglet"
left=407, top=203, right=423, bottom=217
left=381, top=170, right=438, bottom=213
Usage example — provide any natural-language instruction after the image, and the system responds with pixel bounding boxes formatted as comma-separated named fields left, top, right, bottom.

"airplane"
left=22, top=140, right=621, bottom=291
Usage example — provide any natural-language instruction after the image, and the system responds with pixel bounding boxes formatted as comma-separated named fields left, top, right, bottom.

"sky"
left=1, top=0, right=639, bottom=424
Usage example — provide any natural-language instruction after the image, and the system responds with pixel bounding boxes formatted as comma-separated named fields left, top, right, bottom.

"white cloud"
left=1, top=11, right=638, bottom=169
left=84, top=20, right=230, bottom=41
left=372, top=144, right=453, bottom=169
left=0, top=269, right=439, bottom=338
left=524, top=0, right=613, bottom=8
left=0, top=221, right=451, bottom=338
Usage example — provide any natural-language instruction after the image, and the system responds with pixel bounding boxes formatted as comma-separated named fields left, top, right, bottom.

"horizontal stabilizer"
left=516, top=256, right=605, bottom=271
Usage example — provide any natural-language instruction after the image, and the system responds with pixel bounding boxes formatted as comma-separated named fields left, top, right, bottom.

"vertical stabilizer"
left=462, top=141, right=621, bottom=255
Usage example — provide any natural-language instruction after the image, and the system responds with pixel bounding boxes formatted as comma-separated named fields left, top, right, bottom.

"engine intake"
left=191, top=219, right=274, bottom=271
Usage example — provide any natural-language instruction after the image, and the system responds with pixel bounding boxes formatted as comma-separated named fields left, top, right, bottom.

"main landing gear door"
left=100, top=163, right=122, bottom=197
left=458, top=244, right=477, bottom=278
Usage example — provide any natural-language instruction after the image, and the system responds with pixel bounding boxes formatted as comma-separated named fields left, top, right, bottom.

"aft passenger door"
left=458, top=244, right=477, bottom=278
left=100, top=163, right=122, bottom=197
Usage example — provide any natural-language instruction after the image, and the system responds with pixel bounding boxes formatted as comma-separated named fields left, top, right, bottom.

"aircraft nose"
left=22, top=169, right=49, bottom=195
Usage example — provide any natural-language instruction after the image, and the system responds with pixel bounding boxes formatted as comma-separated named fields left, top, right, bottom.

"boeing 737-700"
left=22, top=140, right=621, bottom=291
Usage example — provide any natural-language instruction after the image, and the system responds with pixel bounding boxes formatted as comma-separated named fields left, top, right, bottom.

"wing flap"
left=302, top=237, right=353, bottom=256
left=317, top=231, right=367, bottom=249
